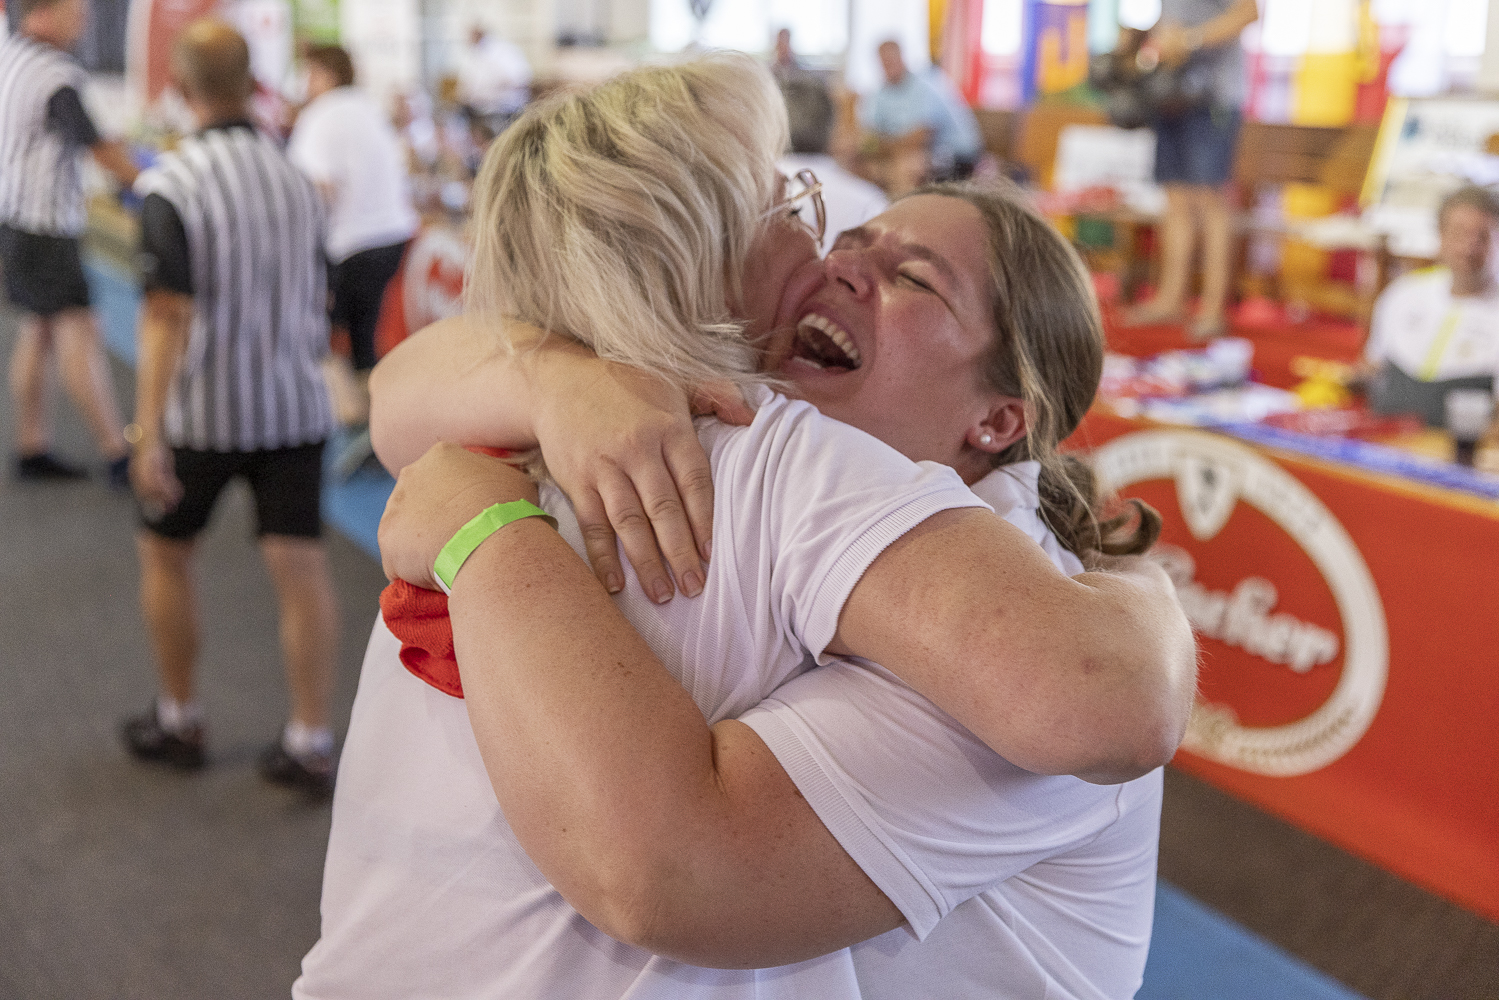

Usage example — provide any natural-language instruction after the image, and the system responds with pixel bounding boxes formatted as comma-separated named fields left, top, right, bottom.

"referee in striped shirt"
left=0, top=0, right=140, bottom=483
left=122, top=20, right=341, bottom=794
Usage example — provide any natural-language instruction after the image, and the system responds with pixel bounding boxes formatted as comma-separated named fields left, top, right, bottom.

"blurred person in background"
left=855, top=39, right=982, bottom=196
left=455, top=23, right=531, bottom=135
left=1122, top=0, right=1258, bottom=339
left=0, top=0, right=139, bottom=484
left=288, top=44, right=419, bottom=475
left=770, top=27, right=803, bottom=82
left=778, top=75, right=887, bottom=252
left=1361, top=185, right=1499, bottom=426
left=122, top=19, right=341, bottom=795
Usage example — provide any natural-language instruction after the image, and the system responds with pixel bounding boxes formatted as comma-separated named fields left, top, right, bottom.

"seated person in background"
left=855, top=39, right=982, bottom=196
left=778, top=76, right=888, bottom=251
left=1362, top=185, right=1499, bottom=427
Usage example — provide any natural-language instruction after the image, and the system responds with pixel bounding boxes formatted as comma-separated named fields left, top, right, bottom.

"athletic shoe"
left=121, top=707, right=207, bottom=770
left=258, top=742, right=336, bottom=797
left=16, top=452, right=87, bottom=480
left=107, top=454, right=131, bottom=491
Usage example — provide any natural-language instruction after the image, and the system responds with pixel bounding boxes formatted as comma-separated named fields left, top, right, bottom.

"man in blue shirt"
left=859, top=40, right=982, bottom=195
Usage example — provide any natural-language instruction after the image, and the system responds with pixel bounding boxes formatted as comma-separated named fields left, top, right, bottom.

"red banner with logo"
left=373, top=224, right=468, bottom=360
left=1075, top=411, right=1499, bottom=921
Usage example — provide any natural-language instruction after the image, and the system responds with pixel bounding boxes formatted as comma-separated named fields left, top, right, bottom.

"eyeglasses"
left=779, top=168, right=825, bottom=246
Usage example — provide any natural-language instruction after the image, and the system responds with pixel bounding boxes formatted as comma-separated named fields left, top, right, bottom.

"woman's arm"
left=387, top=435, right=1196, bottom=788
left=379, top=446, right=903, bottom=968
left=370, top=315, right=740, bottom=600
left=375, top=317, right=1194, bottom=780
left=831, top=511, right=1197, bottom=783
left=369, top=315, right=548, bottom=471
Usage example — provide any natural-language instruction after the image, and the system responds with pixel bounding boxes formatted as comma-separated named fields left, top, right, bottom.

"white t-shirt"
left=287, top=86, right=419, bottom=263
left=455, top=35, right=532, bottom=116
left=296, top=392, right=987, bottom=999
left=1364, top=266, right=1499, bottom=381
left=743, top=467, right=1163, bottom=1000
left=296, top=396, right=1161, bottom=999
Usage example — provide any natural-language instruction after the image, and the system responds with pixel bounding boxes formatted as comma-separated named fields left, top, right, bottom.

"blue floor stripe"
left=87, top=254, right=1370, bottom=1000
left=85, top=258, right=140, bottom=366
left=319, top=427, right=394, bottom=560
left=1141, top=883, right=1369, bottom=1000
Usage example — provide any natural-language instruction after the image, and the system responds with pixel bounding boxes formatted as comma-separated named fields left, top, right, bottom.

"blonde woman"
left=297, top=53, right=1194, bottom=999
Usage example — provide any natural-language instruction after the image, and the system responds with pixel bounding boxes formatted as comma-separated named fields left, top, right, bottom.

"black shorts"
left=0, top=225, right=90, bottom=316
left=330, top=240, right=408, bottom=372
left=140, top=441, right=325, bottom=541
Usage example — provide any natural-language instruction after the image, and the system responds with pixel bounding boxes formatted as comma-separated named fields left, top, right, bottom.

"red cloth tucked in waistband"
left=378, top=445, right=520, bottom=700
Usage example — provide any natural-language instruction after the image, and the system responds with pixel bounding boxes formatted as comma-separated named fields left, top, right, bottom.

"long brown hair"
left=913, top=179, right=1159, bottom=557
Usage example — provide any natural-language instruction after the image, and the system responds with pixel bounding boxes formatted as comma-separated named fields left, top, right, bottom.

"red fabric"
left=378, top=445, right=518, bottom=700
left=381, top=581, right=465, bottom=698
left=1101, top=311, right=1365, bottom=389
left=1074, top=411, right=1499, bottom=922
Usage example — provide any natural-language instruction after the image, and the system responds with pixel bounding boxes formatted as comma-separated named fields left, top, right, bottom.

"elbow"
left=563, top=863, right=745, bottom=968
left=365, top=361, right=412, bottom=473
left=549, top=838, right=770, bottom=969
left=1089, top=621, right=1199, bottom=783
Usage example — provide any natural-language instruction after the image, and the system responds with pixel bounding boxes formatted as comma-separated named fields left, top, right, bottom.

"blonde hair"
left=466, top=52, right=788, bottom=393
left=915, top=179, right=1160, bottom=558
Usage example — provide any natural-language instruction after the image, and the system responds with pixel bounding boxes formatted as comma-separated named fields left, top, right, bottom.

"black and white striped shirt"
left=135, top=123, right=333, bottom=452
left=0, top=35, right=92, bottom=236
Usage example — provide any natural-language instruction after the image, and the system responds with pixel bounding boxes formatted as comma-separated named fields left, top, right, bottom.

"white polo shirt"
left=287, top=86, right=419, bottom=263
left=1365, top=266, right=1499, bottom=381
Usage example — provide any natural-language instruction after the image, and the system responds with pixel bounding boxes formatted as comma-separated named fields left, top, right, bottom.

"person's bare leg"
left=1194, top=185, right=1236, bottom=338
left=137, top=531, right=199, bottom=703
left=260, top=535, right=339, bottom=730
left=10, top=314, right=54, bottom=456
left=52, top=308, right=127, bottom=461
left=1126, top=184, right=1196, bottom=325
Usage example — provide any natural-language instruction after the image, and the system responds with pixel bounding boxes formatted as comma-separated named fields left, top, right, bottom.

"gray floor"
left=0, top=311, right=388, bottom=998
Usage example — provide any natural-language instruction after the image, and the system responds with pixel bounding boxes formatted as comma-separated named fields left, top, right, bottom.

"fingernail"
left=650, top=579, right=674, bottom=604
left=681, top=570, right=703, bottom=598
left=702, top=537, right=712, bottom=562
left=604, top=572, right=623, bottom=594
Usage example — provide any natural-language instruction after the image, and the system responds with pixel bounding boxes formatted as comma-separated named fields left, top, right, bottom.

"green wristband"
left=433, top=499, right=558, bottom=594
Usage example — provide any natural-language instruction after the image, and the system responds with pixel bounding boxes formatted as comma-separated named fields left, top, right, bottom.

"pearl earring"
left=979, top=432, right=993, bottom=446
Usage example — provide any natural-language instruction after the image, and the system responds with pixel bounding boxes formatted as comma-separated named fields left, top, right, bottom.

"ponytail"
left=1037, top=455, right=1161, bottom=557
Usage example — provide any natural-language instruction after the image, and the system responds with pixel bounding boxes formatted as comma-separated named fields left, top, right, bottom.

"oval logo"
left=1093, top=430, right=1389, bottom=776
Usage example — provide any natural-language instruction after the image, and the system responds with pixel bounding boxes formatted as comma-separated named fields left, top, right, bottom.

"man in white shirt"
left=287, top=44, right=419, bottom=471
left=1363, top=185, right=1499, bottom=426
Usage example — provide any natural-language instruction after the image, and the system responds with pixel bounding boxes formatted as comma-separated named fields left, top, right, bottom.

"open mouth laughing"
left=791, top=313, right=863, bottom=371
